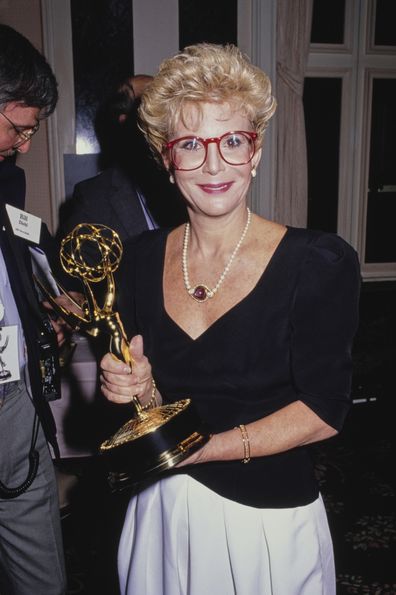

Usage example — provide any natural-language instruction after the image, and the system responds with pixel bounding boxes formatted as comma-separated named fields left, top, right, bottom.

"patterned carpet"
left=318, top=400, right=396, bottom=594
left=61, top=398, right=396, bottom=595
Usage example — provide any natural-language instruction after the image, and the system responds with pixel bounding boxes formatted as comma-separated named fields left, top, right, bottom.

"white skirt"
left=118, top=474, right=335, bottom=595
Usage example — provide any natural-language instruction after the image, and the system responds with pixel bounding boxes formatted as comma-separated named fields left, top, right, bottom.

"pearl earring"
left=169, top=173, right=175, bottom=184
left=251, top=168, right=256, bottom=178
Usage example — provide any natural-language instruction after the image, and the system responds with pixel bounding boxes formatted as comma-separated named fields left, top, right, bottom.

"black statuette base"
left=99, top=399, right=209, bottom=489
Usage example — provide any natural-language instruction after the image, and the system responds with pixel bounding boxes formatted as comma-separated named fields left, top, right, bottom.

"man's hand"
left=42, top=291, right=85, bottom=348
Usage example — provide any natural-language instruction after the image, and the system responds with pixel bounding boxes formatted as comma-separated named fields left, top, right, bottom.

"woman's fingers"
left=100, top=382, right=137, bottom=404
left=129, top=334, right=143, bottom=359
left=100, top=352, right=131, bottom=375
left=129, top=335, right=151, bottom=380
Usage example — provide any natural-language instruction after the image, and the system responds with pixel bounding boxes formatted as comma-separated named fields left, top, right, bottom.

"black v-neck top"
left=116, top=226, right=360, bottom=508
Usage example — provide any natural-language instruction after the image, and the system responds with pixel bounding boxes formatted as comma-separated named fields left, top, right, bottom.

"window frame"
left=306, top=0, right=396, bottom=280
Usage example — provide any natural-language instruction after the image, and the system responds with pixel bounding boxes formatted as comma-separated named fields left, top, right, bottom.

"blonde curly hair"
left=138, top=43, right=276, bottom=164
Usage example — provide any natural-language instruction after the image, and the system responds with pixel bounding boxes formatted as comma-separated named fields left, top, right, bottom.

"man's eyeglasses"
left=0, top=111, right=40, bottom=149
left=165, top=131, right=258, bottom=171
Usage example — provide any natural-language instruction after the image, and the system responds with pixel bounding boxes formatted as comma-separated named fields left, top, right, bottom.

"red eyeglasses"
left=165, top=130, right=258, bottom=171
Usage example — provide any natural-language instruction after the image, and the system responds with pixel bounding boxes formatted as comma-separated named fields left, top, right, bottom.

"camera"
left=38, top=316, right=61, bottom=402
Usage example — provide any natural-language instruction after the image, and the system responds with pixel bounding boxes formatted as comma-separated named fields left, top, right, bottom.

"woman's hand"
left=100, top=335, right=154, bottom=407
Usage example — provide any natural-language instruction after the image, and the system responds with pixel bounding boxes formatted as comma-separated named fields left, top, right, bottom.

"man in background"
left=58, top=73, right=186, bottom=244
left=0, top=24, right=66, bottom=595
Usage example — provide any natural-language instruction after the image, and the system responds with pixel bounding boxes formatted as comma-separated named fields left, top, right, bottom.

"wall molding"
left=240, top=0, right=277, bottom=220
left=41, top=0, right=75, bottom=230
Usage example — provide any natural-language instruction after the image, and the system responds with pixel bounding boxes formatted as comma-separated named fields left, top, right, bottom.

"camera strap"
left=0, top=402, right=40, bottom=499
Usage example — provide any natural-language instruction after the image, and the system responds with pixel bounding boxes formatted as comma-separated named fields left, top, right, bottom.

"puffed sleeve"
left=290, top=232, right=361, bottom=431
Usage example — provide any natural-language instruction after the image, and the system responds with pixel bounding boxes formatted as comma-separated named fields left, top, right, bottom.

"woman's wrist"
left=234, top=424, right=251, bottom=463
left=141, top=378, right=158, bottom=410
left=139, top=377, right=162, bottom=409
left=198, top=426, right=253, bottom=464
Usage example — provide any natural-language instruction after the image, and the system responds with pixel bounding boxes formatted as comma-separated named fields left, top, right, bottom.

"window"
left=304, top=77, right=342, bottom=233
left=305, top=0, right=396, bottom=280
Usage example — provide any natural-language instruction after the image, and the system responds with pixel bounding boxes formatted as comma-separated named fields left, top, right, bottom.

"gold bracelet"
left=142, top=378, right=158, bottom=410
left=234, top=424, right=251, bottom=463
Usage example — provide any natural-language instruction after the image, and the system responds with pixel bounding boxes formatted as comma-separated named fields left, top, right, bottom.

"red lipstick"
left=198, top=182, right=234, bottom=194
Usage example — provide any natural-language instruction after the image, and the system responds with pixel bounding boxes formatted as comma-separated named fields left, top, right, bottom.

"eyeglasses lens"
left=13, top=124, right=39, bottom=148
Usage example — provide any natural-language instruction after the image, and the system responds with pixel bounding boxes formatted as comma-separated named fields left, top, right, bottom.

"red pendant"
left=193, top=286, right=207, bottom=301
left=189, top=285, right=213, bottom=302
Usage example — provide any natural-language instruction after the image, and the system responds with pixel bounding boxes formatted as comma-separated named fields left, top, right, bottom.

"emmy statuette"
left=35, top=224, right=209, bottom=488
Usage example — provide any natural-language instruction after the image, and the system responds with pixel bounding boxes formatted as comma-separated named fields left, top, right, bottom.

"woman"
left=100, top=43, right=360, bottom=595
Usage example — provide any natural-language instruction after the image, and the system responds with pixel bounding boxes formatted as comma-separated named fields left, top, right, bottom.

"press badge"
left=5, top=204, right=41, bottom=244
left=0, top=325, right=20, bottom=384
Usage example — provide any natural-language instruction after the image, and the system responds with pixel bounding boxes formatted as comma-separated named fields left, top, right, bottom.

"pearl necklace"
left=182, top=208, right=252, bottom=302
